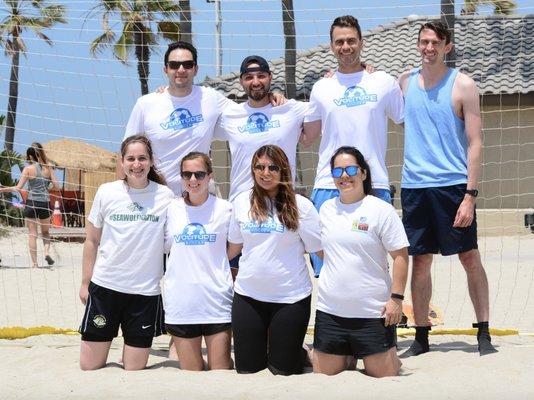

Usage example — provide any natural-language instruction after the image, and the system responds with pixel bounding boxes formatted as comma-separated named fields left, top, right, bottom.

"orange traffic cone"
left=52, top=200, right=62, bottom=228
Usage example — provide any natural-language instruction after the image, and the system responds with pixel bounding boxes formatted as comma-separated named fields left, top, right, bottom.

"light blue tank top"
left=27, top=163, right=50, bottom=202
left=401, top=68, right=467, bottom=188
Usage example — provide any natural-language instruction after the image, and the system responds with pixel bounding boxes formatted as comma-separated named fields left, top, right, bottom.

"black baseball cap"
left=240, top=55, right=271, bottom=76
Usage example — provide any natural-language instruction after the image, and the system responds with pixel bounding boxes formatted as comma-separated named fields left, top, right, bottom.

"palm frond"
left=157, top=21, right=180, bottom=42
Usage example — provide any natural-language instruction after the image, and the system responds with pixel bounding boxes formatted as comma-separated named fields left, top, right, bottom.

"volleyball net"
left=0, top=1, right=533, bottom=336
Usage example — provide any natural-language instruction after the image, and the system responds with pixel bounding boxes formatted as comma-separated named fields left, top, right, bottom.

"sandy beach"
left=1, top=230, right=534, bottom=399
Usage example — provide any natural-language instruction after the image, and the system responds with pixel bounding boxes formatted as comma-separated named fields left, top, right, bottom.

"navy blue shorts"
left=166, top=322, right=231, bottom=339
left=79, top=282, right=165, bottom=348
left=401, top=184, right=478, bottom=256
left=313, top=310, right=396, bottom=358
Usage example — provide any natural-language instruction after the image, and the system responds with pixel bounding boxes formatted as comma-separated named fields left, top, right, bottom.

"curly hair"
left=249, top=145, right=299, bottom=231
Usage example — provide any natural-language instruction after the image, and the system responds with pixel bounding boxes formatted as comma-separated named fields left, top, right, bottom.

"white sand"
left=1, top=230, right=534, bottom=399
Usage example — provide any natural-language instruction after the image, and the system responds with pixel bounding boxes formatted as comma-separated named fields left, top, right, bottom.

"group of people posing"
left=77, top=15, right=497, bottom=377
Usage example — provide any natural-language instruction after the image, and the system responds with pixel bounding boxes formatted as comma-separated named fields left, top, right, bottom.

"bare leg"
left=362, top=348, right=401, bottom=378
left=312, top=349, right=347, bottom=376
left=168, top=337, right=179, bottom=361
left=458, top=249, right=489, bottom=322
left=173, top=336, right=204, bottom=371
left=80, top=340, right=112, bottom=370
left=458, top=249, right=497, bottom=355
left=401, top=254, right=433, bottom=358
left=205, top=329, right=232, bottom=370
left=26, top=219, right=38, bottom=267
left=411, top=254, right=433, bottom=327
left=122, top=344, right=150, bottom=371
left=39, top=217, right=53, bottom=264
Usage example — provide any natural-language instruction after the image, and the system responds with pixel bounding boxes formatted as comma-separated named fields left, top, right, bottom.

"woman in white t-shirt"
left=163, top=152, right=233, bottom=371
left=228, top=145, right=322, bottom=375
left=313, top=146, right=409, bottom=378
left=78, top=135, right=174, bottom=371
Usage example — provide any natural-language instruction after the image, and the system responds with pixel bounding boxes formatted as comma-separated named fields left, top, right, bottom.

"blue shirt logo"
left=174, top=223, right=217, bottom=245
left=160, top=108, right=204, bottom=130
left=241, top=216, right=285, bottom=233
left=238, top=112, right=281, bottom=134
left=333, top=86, right=377, bottom=107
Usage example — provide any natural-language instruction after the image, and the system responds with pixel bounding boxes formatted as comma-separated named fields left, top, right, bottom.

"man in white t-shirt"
left=302, top=15, right=404, bottom=276
left=121, top=41, right=233, bottom=196
left=215, top=55, right=320, bottom=201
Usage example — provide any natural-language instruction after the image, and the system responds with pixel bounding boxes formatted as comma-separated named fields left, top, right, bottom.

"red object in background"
left=52, top=200, right=62, bottom=228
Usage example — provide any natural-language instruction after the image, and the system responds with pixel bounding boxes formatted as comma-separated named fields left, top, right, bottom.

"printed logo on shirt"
left=351, top=217, right=369, bottom=234
left=238, top=112, right=281, bottom=134
left=127, top=202, right=144, bottom=212
left=333, top=86, right=377, bottom=107
left=241, top=216, right=285, bottom=234
left=109, top=202, right=160, bottom=222
left=160, top=107, right=204, bottom=130
left=174, top=223, right=217, bottom=245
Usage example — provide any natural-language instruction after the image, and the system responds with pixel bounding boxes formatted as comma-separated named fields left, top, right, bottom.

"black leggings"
left=232, top=292, right=311, bottom=375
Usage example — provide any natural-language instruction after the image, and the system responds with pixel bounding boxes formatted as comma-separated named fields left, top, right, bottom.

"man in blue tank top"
left=398, top=21, right=497, bottom=357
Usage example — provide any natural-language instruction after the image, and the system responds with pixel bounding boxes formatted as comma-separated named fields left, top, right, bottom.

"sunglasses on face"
left=167, top=60, right=196, bottom=70
left=253, top=164, right=280, bottom=173
left=331, top=165, right=359, bottom=179
left=181, top=171, right=208, bottom=180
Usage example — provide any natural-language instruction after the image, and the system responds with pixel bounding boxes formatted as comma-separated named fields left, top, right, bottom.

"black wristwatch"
left=390, top=293, right=404, bottom=301
left=466, top=189, right=479, bottom=198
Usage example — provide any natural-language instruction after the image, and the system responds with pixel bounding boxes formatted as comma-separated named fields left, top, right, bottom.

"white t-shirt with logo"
left=124, top=86, right=232, bottom=195
left=88, top=180, right=174, bottom=296
left=215, top=100, right=318, bottom=201
left=228, top=190, right=322, bottom=303
left=305, top=71, right=404, bottom=190
left=163, top=195, right=233, bottom=324
left=317, top=195, right=409, bottom=318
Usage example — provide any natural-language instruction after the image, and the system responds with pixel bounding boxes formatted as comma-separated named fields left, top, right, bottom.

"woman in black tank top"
left=0, top=142, right=59, bottom=268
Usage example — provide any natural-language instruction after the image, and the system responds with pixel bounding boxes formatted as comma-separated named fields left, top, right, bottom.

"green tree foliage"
left=462, top=0, right=517, bottom=15
left=0, top=0, right=66, bottom=152
left=88, top=0, right=183, bottom=95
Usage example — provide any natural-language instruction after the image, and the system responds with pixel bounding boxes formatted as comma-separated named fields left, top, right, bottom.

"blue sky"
left=0, top=0, right=532, bottom=157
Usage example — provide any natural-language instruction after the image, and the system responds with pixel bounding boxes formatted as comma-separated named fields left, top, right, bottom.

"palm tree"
left=178, top=1, right=192, bottom=44
left=281, top=0, right=296, bottom=100
left=462, top=0, right=517, bottom=14
left=88, top=0, right=182, bottom=96
left=0, top=0, right=66, bottom=152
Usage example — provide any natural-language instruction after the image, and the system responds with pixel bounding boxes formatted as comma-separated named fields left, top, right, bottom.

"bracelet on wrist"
left=390, top=293, right=404, bottom=301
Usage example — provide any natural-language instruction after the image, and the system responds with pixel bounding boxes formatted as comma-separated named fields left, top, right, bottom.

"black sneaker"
left=45, top=255, right=55, bottom=266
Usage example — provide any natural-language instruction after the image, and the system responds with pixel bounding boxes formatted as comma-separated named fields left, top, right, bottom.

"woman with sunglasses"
left=79, top=135, right=173, bottom=370
left=163, top=152, right=233, bottom=370
left=312, top=146, right=409, bottom=377
left=227, top=145, right=322, bottom=375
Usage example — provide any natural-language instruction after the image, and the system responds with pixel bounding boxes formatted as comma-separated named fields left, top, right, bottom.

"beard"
left=246, top=84, right=270, bottom=102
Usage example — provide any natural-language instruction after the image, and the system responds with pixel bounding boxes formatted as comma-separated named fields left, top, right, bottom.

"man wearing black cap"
left=122, top=43, right=285, bottom=197
left=215, top=55, right=320, bottom=202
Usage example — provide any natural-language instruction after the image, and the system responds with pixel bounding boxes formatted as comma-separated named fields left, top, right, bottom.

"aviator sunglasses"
left=253, top=164, right=280, bottom=173
left=181, top=171, right=208, bottom=180
left=331, top=165, right=359, bottom=179
left=167, top=60, right=196, bottom=70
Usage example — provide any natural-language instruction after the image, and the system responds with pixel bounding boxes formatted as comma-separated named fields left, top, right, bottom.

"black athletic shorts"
left=79, top=281, right=165, bottom=348
left=166, top=322, right=231, bottom=339
left=23, top=199, right=52, bottom=220
left=401, top=184, right=478, bottom=256
left=313, top=310, right=397, bottom=359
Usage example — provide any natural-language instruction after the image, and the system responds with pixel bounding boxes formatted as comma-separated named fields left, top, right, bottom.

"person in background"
left=0, top=142, right=59, bottom=268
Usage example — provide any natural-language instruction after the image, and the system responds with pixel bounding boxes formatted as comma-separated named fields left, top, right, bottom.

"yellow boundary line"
left=0, top=326, right=526, bottom=340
